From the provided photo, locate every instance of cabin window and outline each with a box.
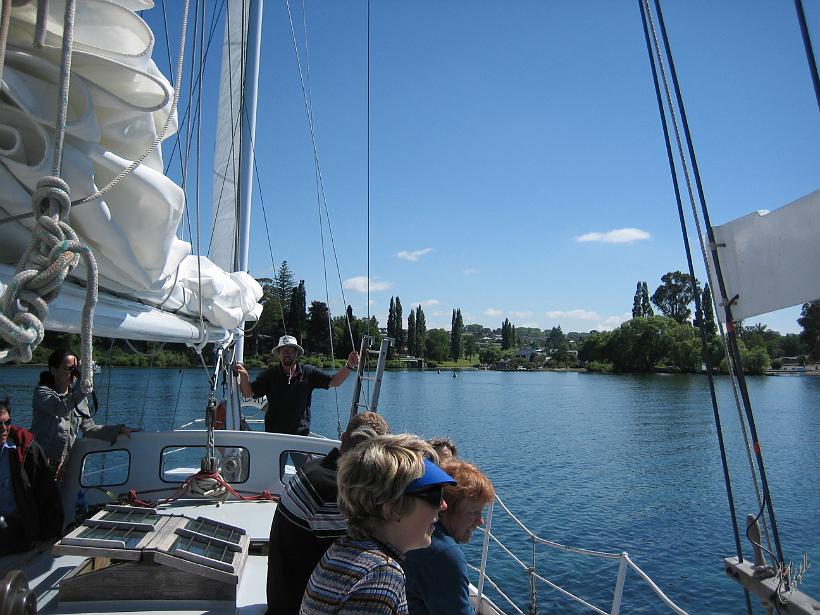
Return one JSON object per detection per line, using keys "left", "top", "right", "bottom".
{"left": 278, "top": 450, "right": 326, "bottom": 483}
{"left": 160, "top": 446, "right": 250, "bottom": 483}
{"left": 80, "top": 449, "right": 130, "bottom": 487}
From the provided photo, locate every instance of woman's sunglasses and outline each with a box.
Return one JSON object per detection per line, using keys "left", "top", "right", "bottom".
{"left": 406, "top": 484, "right": 444, "bottom": 508}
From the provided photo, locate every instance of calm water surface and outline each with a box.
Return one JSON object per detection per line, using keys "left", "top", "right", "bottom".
{"left": 2, "top": 366, "right": 818, "bottom": 615}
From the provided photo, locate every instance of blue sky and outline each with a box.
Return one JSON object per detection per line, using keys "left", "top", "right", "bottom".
{"left": 146, "top": 1, "right": 819, "bottom": 334}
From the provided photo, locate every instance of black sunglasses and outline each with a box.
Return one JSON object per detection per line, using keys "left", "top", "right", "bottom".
{"left": 0, "top": 419, "right": 10, "bottom": 428}
{"left": 406, "top": 484, "right": 444, "bottom": 508}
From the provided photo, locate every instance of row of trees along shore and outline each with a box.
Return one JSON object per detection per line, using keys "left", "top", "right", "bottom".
{"left": 18, "top": 264, "right": 820, "bottom": 372}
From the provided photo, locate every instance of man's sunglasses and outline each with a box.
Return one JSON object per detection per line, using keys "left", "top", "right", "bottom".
{"left": 406, "top": 485, "right": 444, "bottom": 508}
{"left": 0, "top": 419, "right": 11, "bottom": 428}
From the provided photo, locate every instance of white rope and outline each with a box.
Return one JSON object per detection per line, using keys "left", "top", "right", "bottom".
{"left": 73, "top": 0, "right": 191, "bottom": 207}
{"left": 0, "top": 179, "right": 98, "bottom": 392}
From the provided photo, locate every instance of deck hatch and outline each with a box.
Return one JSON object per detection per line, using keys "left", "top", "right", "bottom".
{"left": 71, "top": 524, "right": 151, "bottom": 549}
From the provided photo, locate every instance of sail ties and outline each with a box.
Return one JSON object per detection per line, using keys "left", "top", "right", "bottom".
{"left": 0, "top": 177, "right": 98, "bottom": 389}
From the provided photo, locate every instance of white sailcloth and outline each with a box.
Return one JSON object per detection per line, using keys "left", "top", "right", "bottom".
{"left": 209, "top": 0, "right": 250, "bottom": 273}
{"left": 707, "top": 189, "right": 820, "bottom": 323}
{"left": 0, "top": 0, "right": 262, "bottom": 335}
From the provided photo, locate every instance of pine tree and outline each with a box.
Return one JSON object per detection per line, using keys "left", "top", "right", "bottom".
{"left": 501, "top": 318, "right": 511, "bottom": 349}
{"left": 386, "top": 297, "right": 396, "bottom": 357}
{"left": 416, "top": 306, "right": 427, "bottom": 358}
{"left": 798, "top": 300, "right": 820, "bottom": 360}
{"left": 632, "top": 282, "right": 642, "bottom": 318}
{"left": 287, "top": 280, "right": 307, "bottom": 342}
{"left": 306, "top": 300, "right": 331, "bottom": 355}
{"left": 274, "top": 261, "right": 295, "bottom": 318}
{"left": 641, "top": 282, "right": 653, "bottom": 317}
{"left": 407, "top": 310, "right": 416, "bottom": 356}
{"left": 395, "top": 297, "right": 404, "bottom": 353}
{"left": 700, "top": 283, "right": 716, "bottom": 339}
{"left": 449, "top": 308, "right": 464, "bottom": 361}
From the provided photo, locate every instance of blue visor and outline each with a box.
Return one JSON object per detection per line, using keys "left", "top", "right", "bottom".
{"left": 405, "top": 459, "right": 457, "bottom": 493}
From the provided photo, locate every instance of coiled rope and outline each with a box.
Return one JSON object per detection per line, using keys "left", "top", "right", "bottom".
{"left": 0, "top": 1, "right": 98, "bottom": 391}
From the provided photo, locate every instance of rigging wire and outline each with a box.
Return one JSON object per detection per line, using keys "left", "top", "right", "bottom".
{"left": 638, "top": 8, "right": 756, "bottom": 612}
{"left": 283, "top": 0, "right": 356, "bottom": 351}
{"left": 284, "top": 0, "right": 344, "bottom": 435}
{"left": 793, "top": 0, "right": 820, "bottom": 112}
{"left": 649, "top": 0, "right": 788, "bottom": 571}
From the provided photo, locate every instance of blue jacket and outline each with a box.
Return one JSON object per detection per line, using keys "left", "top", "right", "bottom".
{"left": 404, "top": 523, "right": 474, "bottom": 615}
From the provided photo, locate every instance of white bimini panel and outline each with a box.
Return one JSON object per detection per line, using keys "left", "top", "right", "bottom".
{"left": 707, "top": 189, "right": 820, "bottom": 323}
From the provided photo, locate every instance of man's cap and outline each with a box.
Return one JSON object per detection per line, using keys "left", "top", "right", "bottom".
{"left": 405, "top": 459, "right": 457, "bottom": 493}
{"left": 274, "top": 335, "right": 304, "bottom": 357}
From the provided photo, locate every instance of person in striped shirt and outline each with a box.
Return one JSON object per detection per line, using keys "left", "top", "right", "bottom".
{"left": 300, "top": 434, "right": 456, "bottom": 615}
{"left": 267, "top": 411, "right": 390, "bottom": 614}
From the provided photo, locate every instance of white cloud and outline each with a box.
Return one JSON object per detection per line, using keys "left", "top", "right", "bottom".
{"left": 510, "top": 310, "right": 532, "bottom": 319}
{"left": 397, "top": 248, "right": 434, "bottom": 262}
{"left": 463, "top": 268, "right": 478, "bottom": 275}
{"left": 409, "top": 299, "right": 440, "bottom": 308}
{"left": 595, "top": 313, "right": 631, "bottom": 330}
{"left": 432, "top": 310, "right": 449, "bottom": 318}
{"left": 484, "top": 308, "right": 503, "bottom": 317}
{"left": 576, "top": 227, "right": 650, "bottom": 244}
{"left": 544, "top": 309, "right": 601, "bottom": 321}
{"left": 343, "top": 276, "right": 392, "bottom": 293}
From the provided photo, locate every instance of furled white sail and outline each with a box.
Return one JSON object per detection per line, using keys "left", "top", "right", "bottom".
{"left": 707, "top": 189, "right": 820, "bottom": 323}
{"left": 0, "top": 0, "right": 262, "bottom": 335}
{"left": 209, "top": 0, "right": 249, "bottom": 273}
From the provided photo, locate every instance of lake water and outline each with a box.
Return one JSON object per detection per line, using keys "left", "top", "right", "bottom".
{"left": 2, "top": 366, "right": 818, "bottom": 615}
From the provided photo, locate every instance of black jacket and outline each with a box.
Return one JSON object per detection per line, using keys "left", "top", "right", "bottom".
{"left": 7, "top": 426, "right": 64, "bottom": 548}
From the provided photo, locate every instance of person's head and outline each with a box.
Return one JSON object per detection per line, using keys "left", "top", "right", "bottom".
{"left": 274, "top": 335, "right": 303, "bottom": 368}
{"left": 44, "top": 348, "right": 79, "bottom": 392}
{"left": 340, "top": 412, "right": 390, "bottom": 454}
{"left": 337, "top": 434, "right": 455, "bottom": 553}
{"left": 428, "top": 437, "right": 458, "bottom": 462}
{"left": 439, "top": 459, "right": 495, "bottom": 544}
{"left": 0, "top": 398, "right": 10, "bottom": 446}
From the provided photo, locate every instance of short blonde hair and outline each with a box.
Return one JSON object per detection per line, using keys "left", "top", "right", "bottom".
{"left": 440, "top": 459, "right": 495, "bottom": 512}
{"left": 341, "top": 412, "right": 390, "bottom": 453}
{"left": 337, "top": 434, "right": 437, "bottom": 540}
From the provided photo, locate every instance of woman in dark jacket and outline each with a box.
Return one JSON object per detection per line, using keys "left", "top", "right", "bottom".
{"left": 30, "top": 348, "right": 134, "bottom": 476}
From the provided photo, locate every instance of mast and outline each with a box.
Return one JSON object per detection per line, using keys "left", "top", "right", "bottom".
{"left": 227, "top": 0, "right": 263, "bottom": 429}
{"left": 234, "top": 0, "right": 263, "bottom": 363}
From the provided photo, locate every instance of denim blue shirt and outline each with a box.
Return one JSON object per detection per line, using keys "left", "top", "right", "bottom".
{"left": 0, "top": 442, "right": 18, "bottom": 516}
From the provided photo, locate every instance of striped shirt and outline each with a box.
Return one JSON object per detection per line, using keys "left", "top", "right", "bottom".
{"left": 268, "top": 448, "right": 347, "bottom": 614}
{"left": 299, "top": 536, "right": 408, "bottom": 615}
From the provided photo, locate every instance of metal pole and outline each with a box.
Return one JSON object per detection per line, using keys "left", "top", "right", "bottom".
{"left": 477, "top": 500, "right": 493, "bottom": 605}
{"left": 610, "top": 552, "right": 628, "bottom": 615}
{"left": 234, "top": 0, "right": 263, "bottom": 365}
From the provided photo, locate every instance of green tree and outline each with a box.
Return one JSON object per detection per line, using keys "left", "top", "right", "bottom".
{"left": 578, "top": 330, "right": 612, "bottom": 363}
{"left": 425, "top": 329, "right": 450, "bottom": 362}
{"left": 386, "top": 297, "right": 396, "bottom": 358}
{"left": 287, "top": 280, "right": 307, "bottom": 343}
{"left": 694, "top": 283, "right": 717, "bottom": 340}
{"left": 306, "top": 301, "right": 331, "bottom": 355}
{"left": 641, "top": 282, "right": 653, "bottom": 317}
{"left": 798, "top": 300, "right": 820, "bottom": 360}
{"left": 606, "top": 316, "right": 676, "bottom": 372}
{"left": 652, "top": 271, "right": 699, "bottom": 324}
{"left": 274, "top": 261, "right": 295, "bottom": 316}
{"left": 632, "top": 282, "right": 642, "bottom": 318}
{"left": 407, "top": 310, "right": 416, "bottom": 356}
{"left": 501, "top": 318, "right": 512, "bottom": 350}
{"left": 479, "top": 345, "right": 502, "bottom": 365}
{"left": 464, "top": 334, "right": 476, "bottom": 361}
{"left": 394, "top": 297, "right": 404, "bottom": 353}
{"left": 450, "top": 309, "right": 464, "bottom": 361}
{"left": 415, "top": 306, "right": 426, "bottom": 358}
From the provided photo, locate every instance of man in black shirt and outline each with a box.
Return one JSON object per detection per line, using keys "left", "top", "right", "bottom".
{"left": 232, "top": 335, "right": 359, "bottom": 436}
